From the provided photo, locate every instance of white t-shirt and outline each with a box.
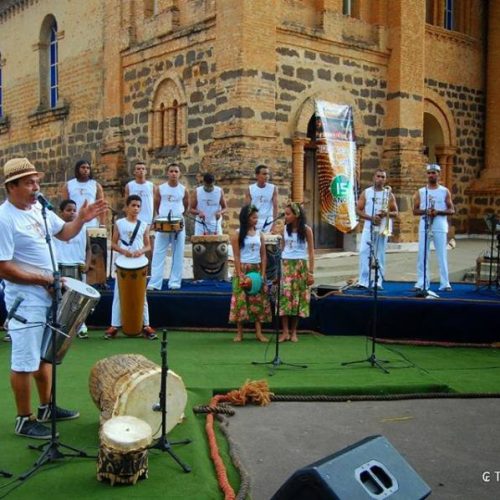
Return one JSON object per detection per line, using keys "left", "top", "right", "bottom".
{"left": 418, "top": 185, "right": 449, "bottom": 233}
{"left": 249, "top": 182, "right": 275, "bottom": 232}
{"left": 115, "top": 218, "right": 148, "bottom": 253}
{"left": 126, "top": 180, "right": 155, "bottom": 224}
{"left": 53, "top": 227, "right": 87, "bottom": 264}
{"left": 0, "top": 200, "right": 65, "bottom": 308}
{"left": 239, "top": 231, "right": 262, "bottom": 264}
{"left": 195, "top": 185, "right": 223, "bottom": 235}
{"left": 282, "top": 230, "right": 308, "bottom": 260}
{"left": 158, "top": 183, "right": 186, "bottom": 218}
{"left": 66, "top": 178, "right": 99, "bottom": 228}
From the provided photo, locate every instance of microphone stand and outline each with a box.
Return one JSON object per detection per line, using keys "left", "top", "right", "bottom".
{"left": 20, "top": 204, "right": 92, "bottom": 481}
{"left": 149, "top": 329, "right": 191, "bottom": 472}
{"left": 367, "top": 186, "right": 377, "bottom": 291}
{"left": 252, "top": 245, "right": 307, "bottom": 375}
{"left": 107, "top": 208, "right": 117, "bottom": 281}
{"left": 416, "top": 188, "right": 439, "bottom": 299}
{"left": 262, "top": 213, "right": 285, "bottom": 232}
{"left": 342, "top": 240, "right": 389, "bottom": 373}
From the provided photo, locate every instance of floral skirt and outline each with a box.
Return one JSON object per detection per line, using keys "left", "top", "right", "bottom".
{"left": 229, "top": 263, "right": 271, "bottom": 324}
{"left": 279, "top": 259, "right": 310, "bottom": 318}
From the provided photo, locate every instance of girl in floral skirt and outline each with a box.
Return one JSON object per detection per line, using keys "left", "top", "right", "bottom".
{"left": 229, "top": 205, "right": 271, "bottom": 342}
{"left": 279, "top": 202, "right": 315, "bottom": 342}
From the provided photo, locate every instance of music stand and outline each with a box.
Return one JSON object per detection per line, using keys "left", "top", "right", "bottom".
{"left": 149, "top": 329, "right": 191, "bottom": 473}
{"left": 19, "top": 203, "right": 92, "bottom": 481}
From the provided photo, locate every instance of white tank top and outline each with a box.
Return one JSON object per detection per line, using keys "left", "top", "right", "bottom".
{"left": 282, "top": 230, "right": 308, "bottom": 260}
{"left": 239, "top": 231, "right": 261, "bottom": 264}
{"left": 67, "top": 178, "right": 99, "bottom": 228}
{"left": 362, "top": 187, "right": 389, "bottom": 232}
{"left": 54, "top": 228, "right": 87, "bottom": 264}
{"left": 195, "top": 185, "right": 222, "bottom": 235}
{"left": 126, "top": 180, "right": 155, "bottom": 224}
{"left": 249, "top": 182, "right": 275, "bottom": 232}
{"left": 418, "top": 185, "right": 449, "bottom": 233}
{"left": 116, "top": 218, "right": 148, "bottom": 252}
{"left": 158, "top": 183, "right": 186, "bottom": 218}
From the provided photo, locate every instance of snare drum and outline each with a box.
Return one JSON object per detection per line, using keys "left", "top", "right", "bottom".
{"left": 263, "top": 233, "right": 282, "bottom": 282}
{"left": 41, "top": 278, "right": 101, "bottom": 363}
{"left": 115, "top": 255, "right": 148, "bottom": 336}
{"left": 97, "top": 416, "right": 152, "bottom": 486}
{"left": 153, "top": 217, "right": 184, "bottom": 233}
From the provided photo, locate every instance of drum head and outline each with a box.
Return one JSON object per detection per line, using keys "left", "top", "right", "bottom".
{"left": 102, "top": 416, "right": 152, "bottom": 451}
{"left": 115, "top": 254, "right": 148, "bottom": 270}
{"left": 63, "top": 277, "right": 101, "bottom": 298}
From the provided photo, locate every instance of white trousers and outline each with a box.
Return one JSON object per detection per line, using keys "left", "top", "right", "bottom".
{"left": 111, "top": 278, "right": 150, "bottom": 327}
{"left": 415, "top": 230, "right": 450, "bottom": 289}
{"left": 148, "top": 229, "right": 185, "bottom": 289}
{"left": 358, "top": 229, "right": 387, "bottom": 288}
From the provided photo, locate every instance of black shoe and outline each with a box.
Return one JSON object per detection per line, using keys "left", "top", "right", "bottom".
{"left": 37, "top": 405, "right": 80, "bottom": 423}
{"left": 15, "top": 415, "right": 55, "bottom": 439}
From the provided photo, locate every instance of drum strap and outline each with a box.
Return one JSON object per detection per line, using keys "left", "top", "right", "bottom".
{"left": 121, "top": 221, "right": 141, "bottom": 247}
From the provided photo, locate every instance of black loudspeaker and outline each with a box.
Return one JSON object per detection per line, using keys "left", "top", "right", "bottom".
{"left": 271, "top": 435, "right": 431, "bottom": 500}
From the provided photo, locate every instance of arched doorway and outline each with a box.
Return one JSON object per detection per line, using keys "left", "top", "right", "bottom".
{"left": 303, "top": 114, "right": 343, "bottom": 249}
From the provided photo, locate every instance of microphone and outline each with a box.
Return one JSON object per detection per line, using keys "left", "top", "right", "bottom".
{"left": 263, "top": 212, "right": 285, "bottom": 229}
{"left": 7, "top": 295, "right": 27, "bottom": 324}
{"left": 36, "top": 192, "right": 54, "bottom": 211}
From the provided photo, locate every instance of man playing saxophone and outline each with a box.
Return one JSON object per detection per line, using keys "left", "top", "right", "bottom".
{"left": 356, "top": 169, "right": 398, "bottom": 290}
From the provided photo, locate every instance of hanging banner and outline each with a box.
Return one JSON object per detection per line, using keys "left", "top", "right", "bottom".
{"left": 314, "top": 100, "right": 358, "bottom": 233}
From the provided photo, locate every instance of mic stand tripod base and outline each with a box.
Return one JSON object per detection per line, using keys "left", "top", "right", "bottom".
{"left": 415, "top": 289, "right": 439, "bottom": 299}
{"left": 341, "top": 354, "right": 389, "bottom": 374}
{"left": 150, "top": 436, "right": 192, "bottom": 473}
{"left": 0, "top": 470, "right": 12, "bottom": 478}
{"left": 252, "top": 355, "right": 308, "bottom": 377}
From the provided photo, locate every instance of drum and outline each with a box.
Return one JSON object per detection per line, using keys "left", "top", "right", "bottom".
{"left": 97, "top": 416, "right": 152, "bottom": 486}
{"left": 263, "top": 233, "right": 282, "bottom": 282}
{"left": 153, "top": 216, "right": 184, "bottom": 233}
{"left": 58, "top": 263, "right": 82, "bottom": 281}
{"left": 41, "top": 277, "right": 101, "bottom": 363}
{"left": 87, "top": 227, "right": 108, "bottom": 286}
{"left": 115, "top": 255, "right": 148, "bottom": 336}
{"left": 191, "top": 234, "right": 229, "bottom": 280}
{"left": 88, "top": 354, "right": 187, "bottom": 438}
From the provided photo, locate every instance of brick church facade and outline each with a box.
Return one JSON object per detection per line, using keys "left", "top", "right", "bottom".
{"left": 0, "top": 0, "right": 498, "bottom": 248}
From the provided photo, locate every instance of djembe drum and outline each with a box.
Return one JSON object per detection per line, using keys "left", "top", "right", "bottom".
{"left": 97, "top": 416, "right": 152, "bottom": 486}
{"left": 191, "top": 234, "right": 229, "bottom": 280}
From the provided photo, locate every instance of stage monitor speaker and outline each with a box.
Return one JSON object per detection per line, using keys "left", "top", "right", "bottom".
{"left": 271, "top": 435, "right": 431, "bottom": 500}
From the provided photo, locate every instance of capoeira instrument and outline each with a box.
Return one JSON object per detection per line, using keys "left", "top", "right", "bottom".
{"left": 88, "top": 353, "right": 187, "bottom": 438}
{"left": 87, "top": 226, "right": 108, "bottom": 286}
{"left": 41, "top": 277, "right": 100, "bottom": 363}
{"left": 97, "top": 415, "right": 152, "bottom": 486}
{"left": 153, "top": 216, "right": 183, "bottom": 233}
{"left": 191, "top": 234, "right": 229, "bottom": 280}
{"left": 115, "top": 255, "right": 148, "bottom": 336}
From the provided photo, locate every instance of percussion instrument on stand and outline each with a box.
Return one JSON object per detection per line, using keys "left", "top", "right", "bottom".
{"left": 263, "top": 233, "right": 282, "bottom": 282}
{"left": 115, "top": 255, "right": 148, "bottom": 336}
{"left": 88, "top": 353, "right": 187, "bottom": 439}
{"left": 191, "top": 234, "right": 229, "bottom": 280}
{"left": 41, "top": 277, "right": 100, "bottom": 363}
{"left": 87, "top": 226, "right": 108, "bottom": 287}
{"left": 58, "top": 263, "right": 84, "bottom": 281}
{"left": 97, "top": 416, "right": 152, "bottom": 486}
{"left": 153, "top": 216, "right": 184, "bottom": 233}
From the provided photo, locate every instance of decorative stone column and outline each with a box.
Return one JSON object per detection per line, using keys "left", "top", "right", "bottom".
{"left": 292, "top": 137, "right": 308, "bottom": 203}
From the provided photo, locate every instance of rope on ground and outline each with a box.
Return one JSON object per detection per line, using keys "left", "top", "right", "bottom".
{"left": 202, "top": 380, "right": 273, "bottom": 500}
{"left": 193, "top": 405, "right": 235, "bottom": 415}
{"left": 270, "top": 392, "right": 500, "bottom": 402}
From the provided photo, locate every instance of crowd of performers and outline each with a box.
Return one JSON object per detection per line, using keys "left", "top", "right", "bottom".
{"left": 0, "top": 156, "right": 453, "bottom": 439}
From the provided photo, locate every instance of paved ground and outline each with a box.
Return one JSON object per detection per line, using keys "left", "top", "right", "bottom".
{"left": 228, "top": 399, "right": 500, "bottom": 499}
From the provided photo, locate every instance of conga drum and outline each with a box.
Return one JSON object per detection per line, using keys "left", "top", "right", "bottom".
{"left": 97, "top": 416, "right": 152, "bottom": 486}
{"left": 115, "top": 255, "right": 148, "bottom": 336}
{"left": 263, "top": 233, "right": 282, "bottom": 282}
{"left": 89, "top": 354, "right": 187, "bottom": 438}
{"left": 87, "top": 227, "right": 107, "bottom": 286}
{"left": 191, "top": 234, "right": 229, "bottom": 280}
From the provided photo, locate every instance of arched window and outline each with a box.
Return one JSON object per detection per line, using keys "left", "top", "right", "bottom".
{"left": 149, "top": 77, "right": 187, "bottom": 152}
{"left": 49, "top": 20, "right": 58, "bottom": 108}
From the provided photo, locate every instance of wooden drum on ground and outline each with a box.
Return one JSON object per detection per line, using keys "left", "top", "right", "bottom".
{"left": 191, "top": 234, "right": 229, "bottom": 281}
{"left": 87, "top": 227, "right": 108, "bottom": 286}
{"left": 153, "top": 216, "right": 183, "bottom": 233}
{"left": 89, "top": 354, "right": 187, "bottom": 438}
{"left": 263, "top": 233, "right": 282, "bottom": 283}
{"left": 115, "top": 255, "right": 148, "bottom": 336}
{"left": 97, "top": 416, "right": 152, "bottom": 486}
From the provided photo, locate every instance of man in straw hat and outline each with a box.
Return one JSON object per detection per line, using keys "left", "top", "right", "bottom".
{"left": 0, "top": 158, "right": 107, "bottom": 439}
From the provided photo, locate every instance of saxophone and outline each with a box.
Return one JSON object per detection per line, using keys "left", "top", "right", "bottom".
{"left": 378, "top": 187, "right": 393, "bottom": 237}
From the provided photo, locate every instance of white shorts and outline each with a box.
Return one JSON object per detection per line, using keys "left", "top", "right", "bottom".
{"left": 8, "top": 306, "right": 50, "bottom": 372}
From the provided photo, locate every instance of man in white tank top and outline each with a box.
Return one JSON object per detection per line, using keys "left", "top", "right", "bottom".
{"left": 61, "top": 160, "right": 106, "bottom": 228}
{"left": 245, "top": 165, "right": 278, "bottom": 233}
{"left": 413, "top": 164, "right": 455, "bottom": 292}
{"left": 356, "top": 169, "right": 398, "bottom": 289}
{"left": 124, "top": 161, "right": 158, "bottom": 224}
{"left": 148, "top": 163, "right": 189, "bottom": 290}
{"left": 190, "top": 173, "right": 227, "bottom": 235}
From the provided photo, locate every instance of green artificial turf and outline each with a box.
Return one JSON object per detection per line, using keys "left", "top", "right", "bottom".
{"left": 0, "top": 331, "right": 499, "bottom": 499}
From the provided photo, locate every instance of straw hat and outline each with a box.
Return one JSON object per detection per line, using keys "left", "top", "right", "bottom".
{"left": 3, "top": 158, "right": 44, "bottom": 185}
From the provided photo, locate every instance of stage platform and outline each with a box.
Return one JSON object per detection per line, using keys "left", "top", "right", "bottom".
{"left": 1, "top": 280, "right": 499, "bottom": 344}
